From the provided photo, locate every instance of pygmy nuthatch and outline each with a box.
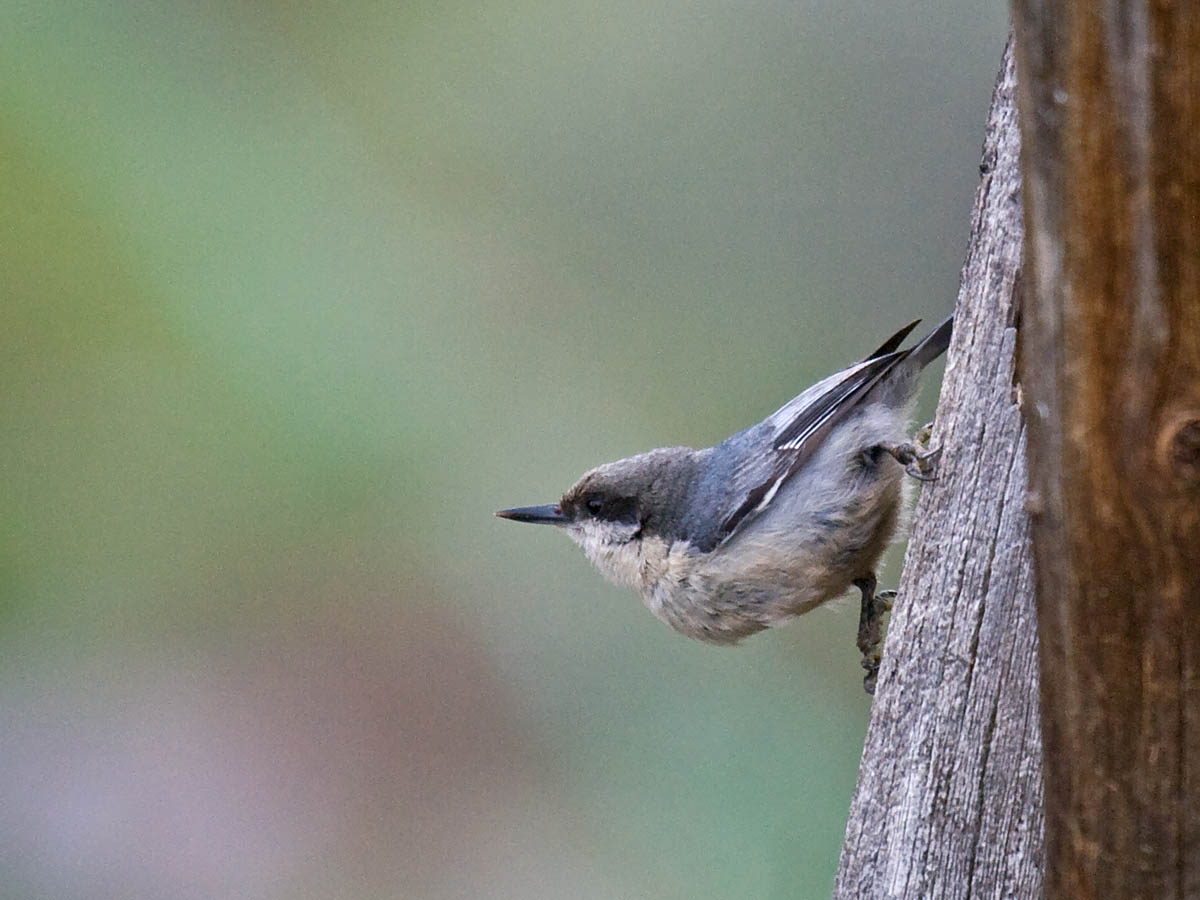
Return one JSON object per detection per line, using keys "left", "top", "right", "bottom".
{"left": 498, "top": 316, "right": 952, "bottom": 692}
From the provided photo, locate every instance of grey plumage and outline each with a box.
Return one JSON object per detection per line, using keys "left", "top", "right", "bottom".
{"left": 498, "top": 316, "right": 952, "bottom": 672}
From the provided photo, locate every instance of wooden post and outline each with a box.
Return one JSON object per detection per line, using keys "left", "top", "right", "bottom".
{"left": 1012, "top": 3, "right": 1200, "bottom": 897}
{"left": 835, "top": 42, "right": 1045, "bottom": 899}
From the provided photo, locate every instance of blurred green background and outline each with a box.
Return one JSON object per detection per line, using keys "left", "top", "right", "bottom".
{"left": 2, "top": 1, "right": 1005, "bottom": 897}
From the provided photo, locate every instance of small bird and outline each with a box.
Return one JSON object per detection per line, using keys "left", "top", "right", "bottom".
{"left": 497, "top": 316, "right": 952, "bottom": 692}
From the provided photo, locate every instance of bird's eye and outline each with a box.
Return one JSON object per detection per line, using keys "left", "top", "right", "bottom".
{"left": 586, "top": 496, "right": 604, "bottom": 515}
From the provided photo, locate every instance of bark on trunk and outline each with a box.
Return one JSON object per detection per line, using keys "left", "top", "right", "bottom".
{"left": 834, "top": 41, "right": 1045, "bottom": 900}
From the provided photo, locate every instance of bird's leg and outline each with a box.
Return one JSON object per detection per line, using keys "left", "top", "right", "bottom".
{"left": 854, "top": 574, "right": 895, "bottom": 695}
{"left": 878, "top": 441, "right": 942, "bottom": 481}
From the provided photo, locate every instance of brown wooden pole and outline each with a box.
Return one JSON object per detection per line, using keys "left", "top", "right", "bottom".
{"left": 1011, "top": 3, "right": 1200, "bottom": 897}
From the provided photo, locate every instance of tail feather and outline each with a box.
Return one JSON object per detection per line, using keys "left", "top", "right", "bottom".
{"left": 908, "top": 314, "right": 953, "bottom": 371}
{"left": 864, "top": 319, "right": 921, "bottom": 361}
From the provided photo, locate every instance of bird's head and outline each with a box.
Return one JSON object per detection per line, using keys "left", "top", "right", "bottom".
{"left": 497, "top": 447, "right": 698, "bottom": 586}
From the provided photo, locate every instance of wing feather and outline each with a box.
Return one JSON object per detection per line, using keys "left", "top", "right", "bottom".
{"left": 679, "top": 320, "right": 944, "bottom": 552}
{"left": 716, "top": 351, "right": 907, "bottom": 539}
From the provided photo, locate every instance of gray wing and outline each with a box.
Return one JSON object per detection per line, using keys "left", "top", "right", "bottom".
{"left": 681, "top": 322, "right": 932, "bottom": 553}
{"left": 679, "top": 318, "right": 949, "bottom": 553}
{"left": 769, "top": 317, "right": 922, "bottom": 456}
{"left": 714, "top": 350, "right": 909, "bottom": 540}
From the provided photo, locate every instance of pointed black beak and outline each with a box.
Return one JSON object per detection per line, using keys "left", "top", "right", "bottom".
{"left": 495, "top": 504, "right": 568, "bottom": 525}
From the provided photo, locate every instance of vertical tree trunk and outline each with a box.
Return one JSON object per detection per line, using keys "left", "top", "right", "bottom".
{"left": 835, "top": 42, "right": 1044, "bottom": 899}
{"left": 1012, "top": 3, "right": 1200, "bottom": 897}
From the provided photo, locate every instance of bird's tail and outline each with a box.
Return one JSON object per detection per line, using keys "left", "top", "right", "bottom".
{"left": 858, "top": 314, "right": 952, "bottom": 410}
{"left": 907, "top": 314, "right": 953, "bottom": 371}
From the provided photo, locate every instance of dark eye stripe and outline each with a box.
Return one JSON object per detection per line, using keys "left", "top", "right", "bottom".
{"left": 579, "top": 494, "right": 638, "bottom": 522}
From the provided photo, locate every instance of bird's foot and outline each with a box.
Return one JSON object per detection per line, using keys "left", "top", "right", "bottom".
{"left": 914, "top": 420, "right": 935, "bottom": 448}
{"left": 853, "top": 576, "right": 895, "bottom": 695}
{"left": 880, "top": 441, "right": 942, "bottom": 482}
{"left": 861, "top": 654, "right": 881, "bottom": 695}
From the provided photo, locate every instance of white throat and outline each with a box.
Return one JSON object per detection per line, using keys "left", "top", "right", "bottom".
{"left": 566, "top": 519, "right": 645, "bottom": 588}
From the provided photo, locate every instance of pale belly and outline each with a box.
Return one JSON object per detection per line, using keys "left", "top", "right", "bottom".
{"left": 640, "top": 469, "right": 904, "bottom": 645}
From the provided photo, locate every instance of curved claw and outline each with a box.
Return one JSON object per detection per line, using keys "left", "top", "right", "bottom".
{"left": 862, "top": 658, "right": 880, "bottom": 695}
{"left": 882, "top": 441, "right": 943, "bottom": 481}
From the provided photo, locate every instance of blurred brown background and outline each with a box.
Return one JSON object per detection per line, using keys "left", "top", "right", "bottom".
{"left": 2, "top": 1, "right": 1005, "bottom": 897}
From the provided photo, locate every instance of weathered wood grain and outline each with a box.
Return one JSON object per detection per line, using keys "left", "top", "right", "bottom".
{"left": 1012, "top": 3, "right": 1200, "bottom": 897}
{"left": 834, "top": 42, "right": 1045, "bottom": 900}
